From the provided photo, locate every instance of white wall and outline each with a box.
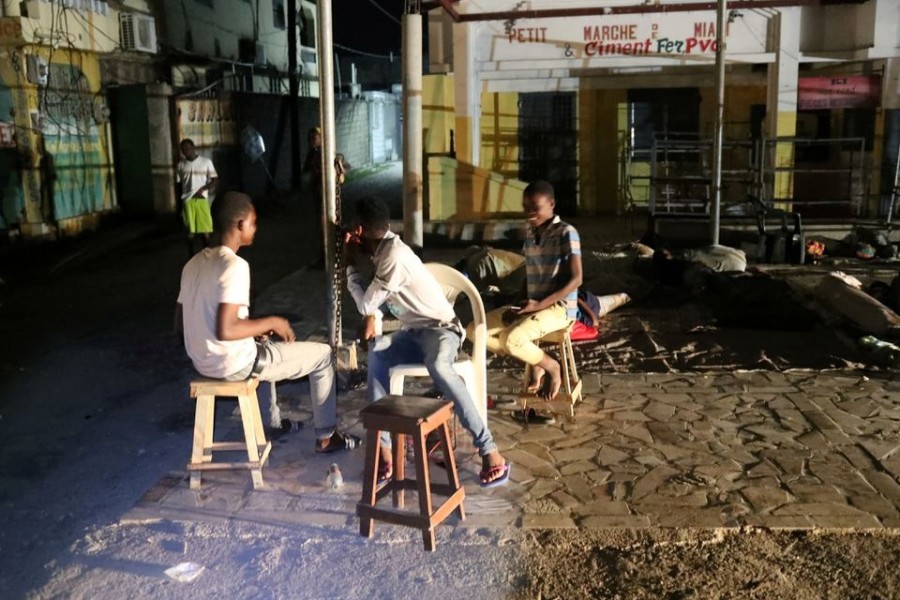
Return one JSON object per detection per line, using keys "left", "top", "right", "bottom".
{"left": 431, "top": 0, "right": 900, "bottom": 83}
{"left": 160, "top": 0, "right": 316, "bottom": 75}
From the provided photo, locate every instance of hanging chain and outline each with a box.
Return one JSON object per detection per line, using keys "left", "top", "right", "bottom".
{"left": 331, "top": 167, "right": 344, "bottom": 356}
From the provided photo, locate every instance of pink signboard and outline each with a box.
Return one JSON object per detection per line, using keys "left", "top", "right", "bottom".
{"left": 798, "top": 76, "right": 882, "bottom": 110}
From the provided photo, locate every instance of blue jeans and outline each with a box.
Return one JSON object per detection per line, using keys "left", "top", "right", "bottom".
{"left": 367, "top": 327, "right": 497, "bottom": 456}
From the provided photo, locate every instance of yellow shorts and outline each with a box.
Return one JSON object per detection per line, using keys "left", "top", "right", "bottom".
{"left": 182, "top": 197, "right": 213, "bottom": 234}
{"left": 478, "top": 303, "right": 573, "bottom": 365}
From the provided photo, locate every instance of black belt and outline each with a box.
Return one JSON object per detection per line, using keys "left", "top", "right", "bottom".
{"left": 250, "top": 341, "right": 270, "bottom": 377}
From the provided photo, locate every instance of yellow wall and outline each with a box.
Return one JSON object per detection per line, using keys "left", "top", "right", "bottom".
{"left": 480, "top": 92, "right": 519, "bottom": 178}
{"left": 579, "top": 88, "right": 625, "bottom": 214}
{"left": 423, "top": 75, "right": 528, "bottom": 219}
{"left": 423, "top": 74, "right": 455, "bottom": 156}
{"left": 699, "top": 84, "right": 766, "bottom": 138}
{"left": 427, "top": 156, "right": 527, "bottom": 220}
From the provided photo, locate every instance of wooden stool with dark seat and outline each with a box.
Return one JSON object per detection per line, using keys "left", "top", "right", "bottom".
{"left": 357, "top": 395, "right": 465, "bottom": 551}
{"left": 518, "top": 323, "right": 583, "bottom": 420}
{"left": 187, "top": 378, "right": 272, "bottom": 490}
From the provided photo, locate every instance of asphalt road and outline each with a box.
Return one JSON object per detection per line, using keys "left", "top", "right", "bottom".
{"left": 0, "top": 160, "right": 405, "bottom": 596}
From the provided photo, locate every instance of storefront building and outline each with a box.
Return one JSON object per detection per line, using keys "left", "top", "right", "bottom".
{"left": 423, "top": 0, "right": 900, "bottom": 221}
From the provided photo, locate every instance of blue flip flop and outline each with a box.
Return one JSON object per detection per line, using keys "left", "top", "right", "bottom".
{"left": 479, "top": 462, "right": 511, "bottom": 489}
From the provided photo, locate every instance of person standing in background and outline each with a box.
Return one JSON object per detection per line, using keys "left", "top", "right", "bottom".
{"left": 177, "top": 138, "right": 218, "bottom": 257}
{"left": 303, "top": 127, "right": 349, "bottom": 270}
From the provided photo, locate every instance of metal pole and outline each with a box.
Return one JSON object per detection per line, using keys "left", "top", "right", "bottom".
{"left": 287, "top": 0, "right": 300, "bottom": 189}
{"left": 334, "top": 51, "right": 342, "bottom": 96}
{"left": 402, "top": 11, "right": 424, "bottom": 249}
{"left": 316, "top": 0, "right": 340, "bottom": 346}
{"left": 886, "top": 140, "right": 900, "bottom": 228}
{"left": 710, "top": 0, "right": 727, "bottom": 246}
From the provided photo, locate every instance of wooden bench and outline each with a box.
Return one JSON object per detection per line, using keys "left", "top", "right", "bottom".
{"left": 357, "top": 395, "right": 465, "bottom": 551}
{"left": 187, "top": 378, "right": 272, "bottom": 490}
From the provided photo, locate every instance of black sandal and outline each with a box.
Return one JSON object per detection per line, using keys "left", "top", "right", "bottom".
{"left": 267, "top": 419, "right": 303, "bottom": 441}
{"left": 511, "top": 409, "right": 556, "bottom": 425}
{"left": 315, "top": 431, "right": 362, "bottom": 453}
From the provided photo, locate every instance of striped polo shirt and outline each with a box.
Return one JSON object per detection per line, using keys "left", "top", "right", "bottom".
{"left": 523, "top": 215, "right": 581, "bottom": 318}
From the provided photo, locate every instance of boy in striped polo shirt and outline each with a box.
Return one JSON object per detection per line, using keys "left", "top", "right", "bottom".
{"left": 475, "top": 180, "right": 583, "bottom": 408}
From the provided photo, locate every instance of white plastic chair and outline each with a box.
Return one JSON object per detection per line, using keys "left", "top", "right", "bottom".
{"left": 388, "top": 262, "right": 488, "bottom": 424}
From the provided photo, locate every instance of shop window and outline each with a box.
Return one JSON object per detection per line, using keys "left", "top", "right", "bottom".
{"left": 273, "top": 0, "right": 286, "bottom": 30}
{"left": 300, "top": 7, "right": 315, "bottom": 47}
{"left": 626, "top": 87, "right": 700, "bottom": 161}
{"left": 518, "top": 92, "right": 578, "bottom": 216}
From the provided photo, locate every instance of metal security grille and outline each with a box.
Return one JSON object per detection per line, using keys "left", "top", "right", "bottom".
{"left": 518, "top": 92, "right": 578, "bottom": 216}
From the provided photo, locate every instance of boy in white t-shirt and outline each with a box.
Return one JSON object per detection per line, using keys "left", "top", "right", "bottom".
{"left": 177, "top": 138, "right": 218, "bottom": 257}
{"left": 177, "top": 191, "right": 360, "bottom": 452}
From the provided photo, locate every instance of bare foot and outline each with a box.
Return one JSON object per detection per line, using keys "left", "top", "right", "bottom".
{"left": 480, "top": 451, "right": 507, "bottom": 485}
{"left": 538, "top": 360, "right": 562, "bottom": 401}
{"left": 526, "top": 366, "right": 546, "bottom": 393}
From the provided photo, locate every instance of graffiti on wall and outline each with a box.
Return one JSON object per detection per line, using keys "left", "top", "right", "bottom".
{"left": 176, "top": 99, "right": 236, "bottom": 147}
{"left": 0, "top": 47, "right": 115, "bottom": 232}
{"left": 40, "top": 61, "right": 107, "bottom": 221}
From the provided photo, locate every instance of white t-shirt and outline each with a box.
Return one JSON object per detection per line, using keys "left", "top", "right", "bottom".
{"left": 178, "top": 155, "right": 218, "bottom": 202}
{"left": 178, "top": 246, "right": 257, "bottom": 378}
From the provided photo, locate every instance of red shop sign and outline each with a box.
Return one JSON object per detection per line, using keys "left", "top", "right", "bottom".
{"left": 798, "top": 76, "right": 882, "bottom": 110}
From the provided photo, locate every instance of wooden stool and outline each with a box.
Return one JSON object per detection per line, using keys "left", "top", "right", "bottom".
{"left": 519, "top": 323, "right": 583, "bottom": 419}
{"left": 357, "top": 395, "right": 465, "bottom": 551}
{"left": 187, "top": 378, "right": 272, "bottom": 490}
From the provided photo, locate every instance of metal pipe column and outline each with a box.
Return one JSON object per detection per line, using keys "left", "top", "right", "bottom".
{"left": 316, "top": 0, "right": 340, "bottom": 345}
{"left": 710, "top": 0, "right": 727, "bottom": 246}
{"left": 402, "top": 12, "right": 424, "bottom": 249}
{"left": 288, "top": 0, "right": 300, "bottom": 189}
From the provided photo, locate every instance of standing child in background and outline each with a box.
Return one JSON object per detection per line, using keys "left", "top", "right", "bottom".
{"left": 177, "top": 138, "right": 218, "bottom": 257}
{"left": 302, "top": 127, "right": 349, "bottom": 270}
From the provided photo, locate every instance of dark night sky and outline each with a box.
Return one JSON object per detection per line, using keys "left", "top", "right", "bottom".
{"left": 332, "top": 0, "right": 406, "bottom": 55}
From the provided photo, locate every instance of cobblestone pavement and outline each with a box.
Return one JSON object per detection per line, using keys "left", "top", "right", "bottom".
{"left": 125, "top": 225, "right": 900, "bottom": 534}
{"left": 492, "top": 370, "right": 900, "bottom": 530}
{"left": 126, "top": 369, "right": 900, "bottom": 532}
